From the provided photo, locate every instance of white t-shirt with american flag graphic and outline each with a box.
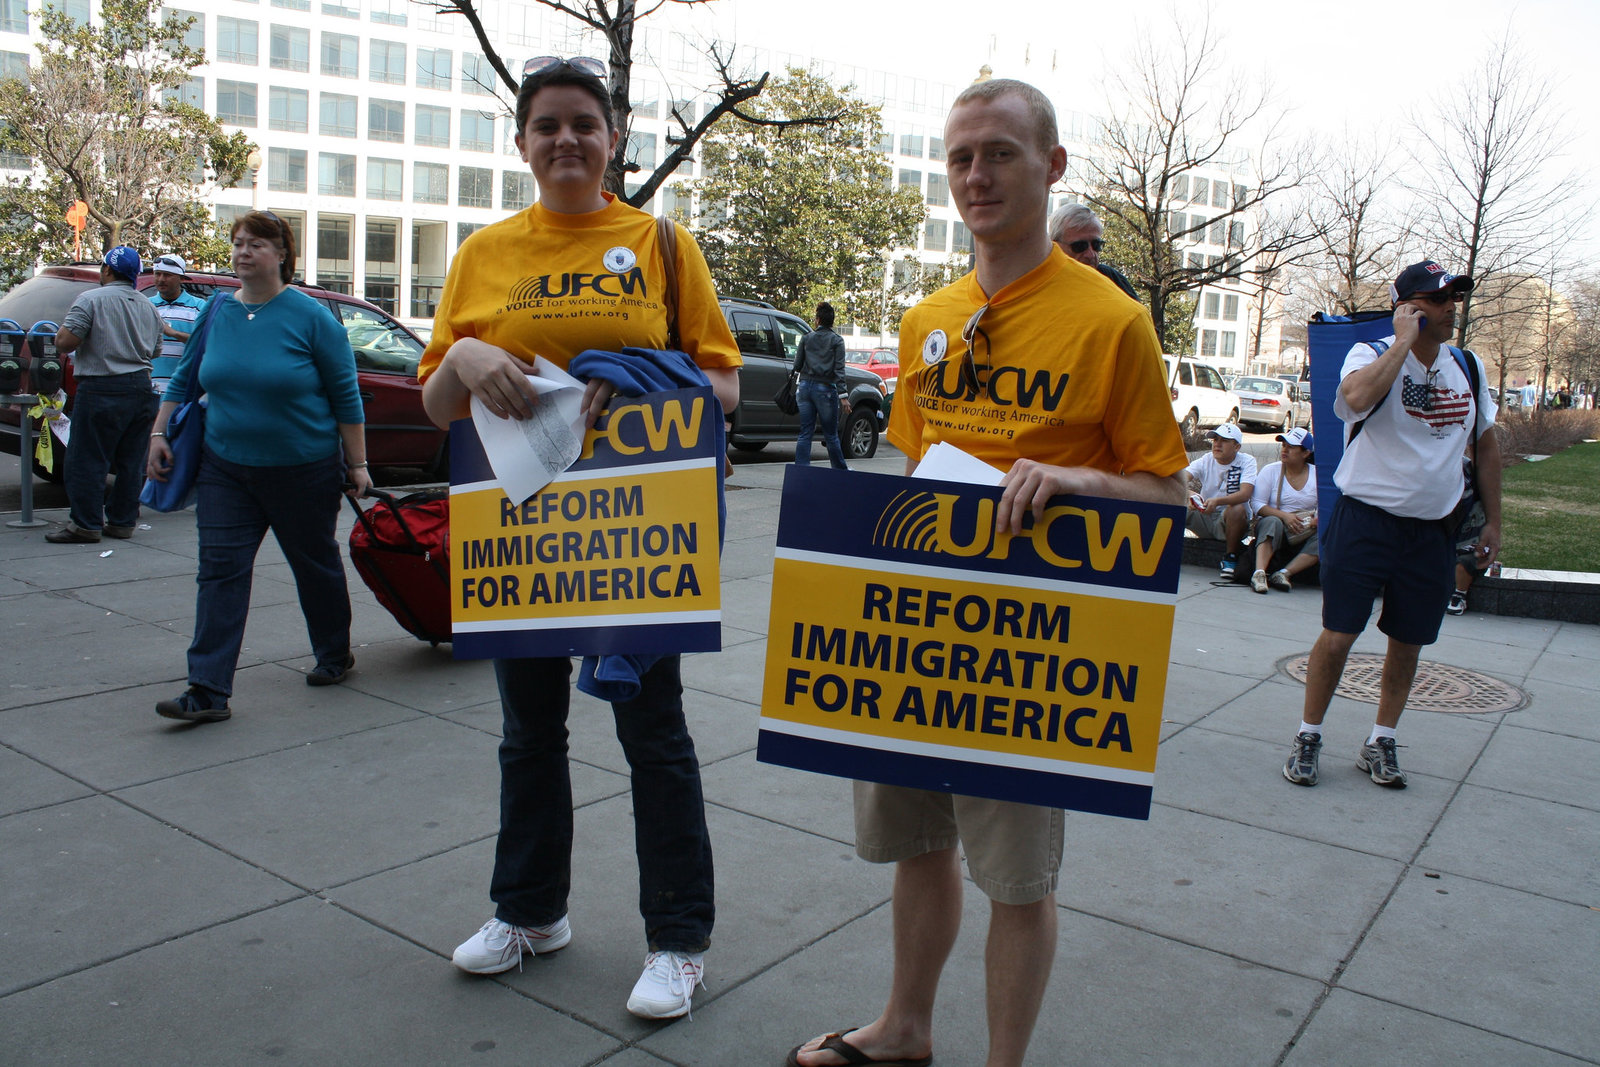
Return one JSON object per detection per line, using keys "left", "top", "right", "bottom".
{"left": 1333, "top": 336, "right": 1497, "bottom": 520}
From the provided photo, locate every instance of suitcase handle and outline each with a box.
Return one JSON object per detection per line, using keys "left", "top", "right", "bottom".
{"left": 345, "top": 487, "right": 449, "bottom": 582}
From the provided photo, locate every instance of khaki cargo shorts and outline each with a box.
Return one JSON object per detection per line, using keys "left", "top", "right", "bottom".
{"left": 853, "top": 781, "right": 1063, "bottom": 905}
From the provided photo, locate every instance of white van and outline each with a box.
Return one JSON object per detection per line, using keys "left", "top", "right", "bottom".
{"left": 1162, "top": 355, "right": 1239, "bottom": 436}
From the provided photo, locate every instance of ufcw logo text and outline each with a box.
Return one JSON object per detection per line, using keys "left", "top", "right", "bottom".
{"left": 509, "top": 267, "right": 648, "bottom": 306}
{"left": 874, "top": 491, "right": 1172, "bottom": 577}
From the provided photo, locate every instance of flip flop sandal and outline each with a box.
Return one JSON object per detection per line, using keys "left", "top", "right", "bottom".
{"left": 785, "top": 1028, "right": 933, "bottom": 1067}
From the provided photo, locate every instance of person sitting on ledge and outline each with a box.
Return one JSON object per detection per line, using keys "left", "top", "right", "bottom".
{"left": 1249, "top": 427, "right": 1318, "bottom": 593}
{"left": 1185, "top": 422, "right": 1256, "bottom": 580}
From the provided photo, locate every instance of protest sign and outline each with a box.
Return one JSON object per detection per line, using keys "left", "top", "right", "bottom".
{"left": 448, "top": 386, "right": 722, "bottom": 659}
{"left": 757, "top": 466, "right": 1183, "bottom": 820}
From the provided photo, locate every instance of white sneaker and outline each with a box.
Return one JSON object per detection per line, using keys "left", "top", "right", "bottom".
{"left": 451, "top": 915, "right": 571, "bottom": 974}
{"left": 626, "top": 949, "right": 705, "bottom": 1019}
{"left": 1250, "top": 569, "right": 1268, "bottom": 593}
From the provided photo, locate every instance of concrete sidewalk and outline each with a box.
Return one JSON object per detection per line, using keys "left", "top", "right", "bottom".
{"left": 2, "top": 445, "right": 1596, "bottom": 1066}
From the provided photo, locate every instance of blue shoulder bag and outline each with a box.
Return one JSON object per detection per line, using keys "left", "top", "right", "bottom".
{"left": 139, "top": 296, "right": 218, "bottom": 513}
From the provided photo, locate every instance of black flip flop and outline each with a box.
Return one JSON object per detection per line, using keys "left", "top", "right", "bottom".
{"left": 785, "top": 1028, "right": 933, "bottom": 1067}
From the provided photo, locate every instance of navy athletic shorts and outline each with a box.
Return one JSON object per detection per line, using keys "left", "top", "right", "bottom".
{"left": 1320, "top": 494, "right": 1454, "bottom": 646}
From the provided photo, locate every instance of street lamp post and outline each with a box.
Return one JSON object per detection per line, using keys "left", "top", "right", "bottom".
{"left": 246, "top": 148, "right": 262, "bottom": 210}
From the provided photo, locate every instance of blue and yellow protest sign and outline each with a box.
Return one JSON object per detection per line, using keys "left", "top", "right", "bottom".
{"left": 757, "top": 466, "right": 1183, "bottom": 820}
{"left": 448, "top": 386, "right": 722, "bottom": 659}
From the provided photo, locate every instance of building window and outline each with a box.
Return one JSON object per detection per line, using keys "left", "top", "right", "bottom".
{"left": 416, "top": 46, "right": 451, "bottom": 90}
{"left": 1203, "top": 292, "right": 1220, "bottom": 319}
{"left": 414, "top": 104, "right": 449, "bottom": 147}
{"left": 216, "top": 80, "right": 257, "bottom": 126}
{"left": 268, "top": 86, "right": 308, "bottom": 132}
{"left": 369, "top": 0, "right": 407, "bottom": 25}
{"left": 670, "top": 97, "right": 697, "bottom": 125}
{"left": 461, "top": 53, "right": 495, "bottom": 95}
{"left": 1201, "top": 329, "right": 1218, "bottom": 358}
{"left": 216, "top": 17, "right": 259, "bottom": 65}
{"left": 321, "top": 0, "right": 358, "bottom": 17}
{"left": 320, "top": 32, "right": 358, "bottom": 78}
{"left": 269, "top": 25, "right": 308, "bottom": 71}
{"left": 414, "top": 161, "right": 448, "bottom": 204}
{"left": 1168, "top": 211, "right": 1185, "bottom": 236}
{"left": 162, "top": 76, "right": 204, "bottom": 110}
{"left": 662, "top": 183, "right": 691, "bottom": 220}
{"left": 502, "top": 170, "right": 534, "bottom": 210}
{"left": 626, "top": 130, "right": 657, "bottom": 171}
{"left": 162, "top": 8, "right": 205, "bottom": 52}
{"left": 1209, "top": 219, "right": 1226, "bottom": 246}
{"left": 318, "top": 152, "right": 355, "bottom": 196}
{"left": 459, "top": 109, "right": 494, "bottom": 152}
{"left": 459, "top": 165, "right": 492, "bottom": 208}
{"left": 1212, "top": 181, "right": 1228, "bottom": 208}
{"left": 367, "top": 157, "right": 402, "bottom": 201}
{"left": 271, "top": 0, "right": 310, "bottom": 11}
{"left": 319, "top": 92, "right": 356, "bottom": 137}
{"left": 899, "top": 130, "right": 924, "bottom": 157}
{"left": 952, "top": 220, "right": 972, "bottom": 254}
{"left": 632, "top": 80, "right": 660, "bottom": 119}
{"left": 898, "top": 168, "right": 921, "bottom": 192}
{"left": 370, "top": 39, "right": 405, "bottom": 85}
{"left": 928, "top": 135, "right": 945, "bottom": 162}
{"left": 458, "top": 222, "right": 484, "bottom": 247}
{"left": 1228, "top": 221, "right": 1244, "bottom": 249}
{"left": 1221, "top": 331, "right": 1236, "bottom": 358}
{"left": 1171, "top": 174, "right": 1188, "bottom": 199}
{"left": 369, "top": 98, "right": 404, "bottom": 142}
{"left": 1223, "top": 294, "right": 1240, "bottom": 321}
{"left": 1, "top": 0, "right": 28, "bottom": 33}
{"left": 924, "top": 219, "right": 947, "bottom": 253}
{"left": 317, "top": 214, "right": 353, "bottom": 292}
{"left": 365, "top": 218, "right": 399, "bottom": 313}
{"left": 925, "top": 173, "right": 948, "bottom": 208}
{"left": 1187, "top": 252, "right": 1204, "bottom": 270}
{"left": 266, "top": 147, "right": 306, "bottom": 192}
{"left": 1191, "top": 177, "right": 1208, "bottom": 204}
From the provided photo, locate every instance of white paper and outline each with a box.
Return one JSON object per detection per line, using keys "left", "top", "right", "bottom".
{"left": 470, "top": 356, "right": 587, "bottom": 504}
{"left": 911, "top": 441, "right": 1006, "bottom": 487}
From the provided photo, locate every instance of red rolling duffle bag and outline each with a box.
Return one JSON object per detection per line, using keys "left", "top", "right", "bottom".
{"left": 346, "top": 488, "right": 452, "bottom": 645}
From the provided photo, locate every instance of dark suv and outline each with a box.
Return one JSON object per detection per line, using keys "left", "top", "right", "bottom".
{"left": 0, "top": 265, "right": 447, "bottom": 480}
{"left": 720, "top": 298, "right": 888, "bottom": 459}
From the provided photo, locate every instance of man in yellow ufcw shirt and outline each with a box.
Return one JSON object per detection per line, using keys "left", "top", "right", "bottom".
{"left": 789, "top": 78, "right": 1188, "bottom": 1067}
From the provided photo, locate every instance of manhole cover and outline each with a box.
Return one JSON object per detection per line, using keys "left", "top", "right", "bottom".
{"left": 1278, "top": 653, "right": 1528, "bottom": 714}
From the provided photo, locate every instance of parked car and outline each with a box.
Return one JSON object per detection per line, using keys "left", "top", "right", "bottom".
{"left": 1162, "top": 355, "right": 1238, "bottom": 437}
{"left": 720, "top": 298, "right": 889, "bottom": 459}
{"left": 0, "top": 264, "right": 448, "bottom": 481}
{"left": 846, "top": 347, "right": 899, "bottom": 394}
{"left": 1232, "top": 375, "right": 1312, "bottom": 432}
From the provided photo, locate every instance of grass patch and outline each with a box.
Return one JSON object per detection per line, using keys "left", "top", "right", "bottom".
{"left": 1499, "top": 440, "right": 1600, "bottom": 572}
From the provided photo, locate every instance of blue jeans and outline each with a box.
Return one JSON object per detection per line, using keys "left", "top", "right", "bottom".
{"left": 490, "top": 655, "right": 714, "bottom": 952}
{"left": 187, "top": 447, "right": 351, "bottom": 696}
{"left": 795, "top": 379, "right": 849, "bottom": 469}
{"left": 64, "top": 372, "right": 157, "bottom": 531}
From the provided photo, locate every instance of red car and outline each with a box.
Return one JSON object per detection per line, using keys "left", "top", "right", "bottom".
{"left": 846, "top": 347, "right": 899, "bottom": 395}
{"left": 0, "top": 265, "right": 448, "bottom": 480}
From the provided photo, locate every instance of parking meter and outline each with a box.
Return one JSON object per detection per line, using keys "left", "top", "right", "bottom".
{"left": 27, "top": 321, "right": 62, "bottom": 396}
{"left": 0, "top": 318, "right": 22, "bottom": 395}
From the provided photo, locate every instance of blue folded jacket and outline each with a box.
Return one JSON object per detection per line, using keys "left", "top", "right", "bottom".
{"left": 567, "top": 347, "right": 727, "bottom": 702}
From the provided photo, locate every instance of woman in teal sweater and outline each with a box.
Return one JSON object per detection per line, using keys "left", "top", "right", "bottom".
{"left": 146, "top": 211, "right": 370, "bottom": 723}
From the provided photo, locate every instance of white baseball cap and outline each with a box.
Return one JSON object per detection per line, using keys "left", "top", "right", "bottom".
{"left": 1206, "top": 423, "right": 1243, "bottom": 444}
{"left": 152, "top": 254, "right": 189, "bottom": 277}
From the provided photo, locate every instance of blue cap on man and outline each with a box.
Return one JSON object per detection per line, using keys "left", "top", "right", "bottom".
{"left": 102, "top": 245, "right": 142, "bottom": 283}
{"left": 1390, "top": 260, "right": 1473, "bottom": 304}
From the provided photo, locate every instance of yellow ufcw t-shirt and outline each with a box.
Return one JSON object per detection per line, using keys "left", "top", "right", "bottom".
{"left": 419, "top": 193, "right": 740, "bottom": 380}
{"left": 888, "top": 247, "right": 1187, "bottom": 479}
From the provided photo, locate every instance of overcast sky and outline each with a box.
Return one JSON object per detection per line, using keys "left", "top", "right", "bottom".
{"left": 688, "top": 0, "right": 1599, "bottom": 263}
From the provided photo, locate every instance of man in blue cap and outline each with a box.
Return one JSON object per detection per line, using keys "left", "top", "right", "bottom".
{"left": 46, "top": 245, "right": 165, "bottom": 543}
{"left": 1282, "top": 260, "right": 1500, "bottom": 790}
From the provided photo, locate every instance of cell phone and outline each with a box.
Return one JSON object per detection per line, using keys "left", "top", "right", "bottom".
{"left": 1418, "top": 315, "right": 1428, "bottom": 330}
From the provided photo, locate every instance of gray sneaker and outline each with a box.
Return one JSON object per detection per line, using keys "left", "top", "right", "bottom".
{"left": 1282, "top": 731, "right": 1321, "bottom": 786}
{"left": 1358, "top": 737, "right": 1409, "bottom": 788}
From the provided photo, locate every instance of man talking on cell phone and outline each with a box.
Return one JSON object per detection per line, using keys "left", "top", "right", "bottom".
{"left": 1282, "top": 261, "right": 1501, "bottom": 791}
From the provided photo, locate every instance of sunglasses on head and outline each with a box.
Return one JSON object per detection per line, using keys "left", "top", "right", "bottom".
{"left": 1411, "top": 290, "right": 1460, "bottom": 306}
{"left": 522, "top": 55, "right": 606, "bottom": 82}
{"left": 1067, "top": 238, "right": 1106, "bottom": 254}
